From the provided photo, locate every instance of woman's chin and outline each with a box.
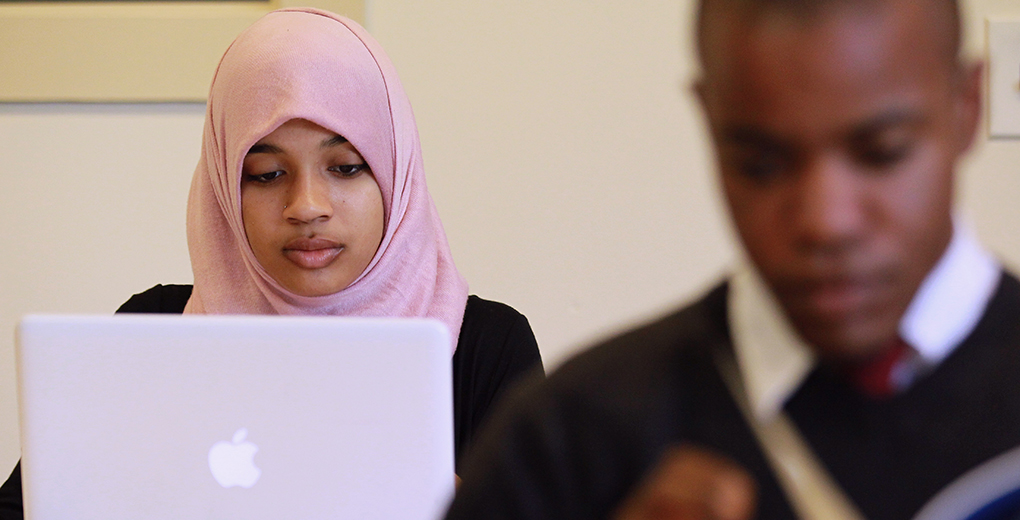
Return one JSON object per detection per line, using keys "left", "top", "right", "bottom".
{"left": 274, "top": 269, "right": 358, "bottom": 298}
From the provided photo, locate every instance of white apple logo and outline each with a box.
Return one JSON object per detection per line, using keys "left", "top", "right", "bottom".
{"left": 208, "top": 427, "right": 261, "bottom": 488}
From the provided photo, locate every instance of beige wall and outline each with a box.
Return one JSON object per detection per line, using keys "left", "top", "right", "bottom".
{"left": 2, "top": 0, "right": 1019, "bottom": 474}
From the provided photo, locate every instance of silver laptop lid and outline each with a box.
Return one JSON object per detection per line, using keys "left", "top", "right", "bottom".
{"left": 16, "top": 314, "right": 454, "bottom": 520}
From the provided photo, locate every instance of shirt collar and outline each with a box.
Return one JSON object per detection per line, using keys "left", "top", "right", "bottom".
{"left": 728, "top": 219, "right": 1001, "bottom": 421}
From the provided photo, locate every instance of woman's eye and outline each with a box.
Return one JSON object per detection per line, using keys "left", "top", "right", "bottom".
{"left": 330, "top": 164, "right": 369, "bottom": 177}
{"left": 245, "top": 170, "right": 284, "bottom": 183}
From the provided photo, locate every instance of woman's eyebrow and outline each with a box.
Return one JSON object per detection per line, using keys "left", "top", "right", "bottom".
{"left": 321, "top": 135, "right": 349, "bottom": 148}
{"left": 246, "top": 143, "right": 282, "bottom": 155}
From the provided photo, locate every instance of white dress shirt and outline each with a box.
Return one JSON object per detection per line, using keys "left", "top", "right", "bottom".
{"left": 728, "top": 220, "right": 1001, "bottom": 421}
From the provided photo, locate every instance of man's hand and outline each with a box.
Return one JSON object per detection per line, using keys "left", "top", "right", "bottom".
{"left": 613, "top": 445, "right": 757, "bottom": 520}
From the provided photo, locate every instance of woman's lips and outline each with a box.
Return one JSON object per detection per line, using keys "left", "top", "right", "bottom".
{"left": 283, "top": 237, "right": 343, "bottom": 269}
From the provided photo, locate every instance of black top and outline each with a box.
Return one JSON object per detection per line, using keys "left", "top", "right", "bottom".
{"left": 445, "top": 273, "right": 1020, "bottom": 520}
{"left": 0, "top": 285, "right": 542, "bottom": 519}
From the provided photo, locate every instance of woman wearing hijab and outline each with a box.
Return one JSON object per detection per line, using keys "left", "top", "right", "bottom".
{"left": 0, "top": 9, "right": 541, "bottom": 517}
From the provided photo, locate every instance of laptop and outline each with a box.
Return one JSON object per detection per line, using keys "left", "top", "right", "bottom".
{"left": 16, "top": 314, "right": 454, "bottom": 520}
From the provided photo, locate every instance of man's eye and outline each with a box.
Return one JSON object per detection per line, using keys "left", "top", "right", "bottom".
{"left": 729, "top": 152, "right": 788, "bottom": 183}
{"left": 245, "top": 170, "right": 284, "bottom": 183}
{"left": 330, "top": 164, "right": 369, "bottom": 177}
{"left": 852, "top": 127, "right": 915, "bottom": 171}
{"left": 743, "top": 159, "right": 784, "bottom": 181}
{"left": 858, "top": 143, "right": 912, "bottom": 169}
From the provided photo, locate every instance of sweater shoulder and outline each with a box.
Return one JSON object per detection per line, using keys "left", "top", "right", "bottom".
{"left": 115, "top": 284, "right": 193, "bottom": 314}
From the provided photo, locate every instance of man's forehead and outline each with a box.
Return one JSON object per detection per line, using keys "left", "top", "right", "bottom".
{"left": 696, "top": 0, "right": 960, "bottom": 74}
{"left": 695, "top": 1, "right": 964, "bottom": 155}
{"left": 697, "top": 0, "right": 958, "bottom": 123}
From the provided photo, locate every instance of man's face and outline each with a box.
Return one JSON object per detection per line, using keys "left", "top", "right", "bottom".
{"left": 698, "top": 1, "right": 981, "bottom": 360}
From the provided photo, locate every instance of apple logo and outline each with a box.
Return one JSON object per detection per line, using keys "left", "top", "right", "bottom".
{"left": 208, "top": 427, "right": 261, "bottom": 488}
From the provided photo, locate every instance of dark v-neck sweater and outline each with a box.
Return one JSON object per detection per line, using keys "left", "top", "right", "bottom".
{"left": 446, "top": 273, "right": 1020, "bottom": 520}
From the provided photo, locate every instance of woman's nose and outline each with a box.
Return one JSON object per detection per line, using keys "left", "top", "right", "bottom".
{"left": 282, "top": 171, "right": 333, "bottom": 223}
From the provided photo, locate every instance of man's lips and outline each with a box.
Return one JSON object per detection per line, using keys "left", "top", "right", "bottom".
{"left": 781, "top": 272, "right": 891, "bottom": 319}
{"left": 282, "top": 237, "right": 343, "bottom": 269}
{"left": 803, "top": 278, "right": 874, "bottom": 316}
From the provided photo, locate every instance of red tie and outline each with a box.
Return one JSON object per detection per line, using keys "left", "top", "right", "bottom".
{"left": 847, "top": 338, "right": 911, "bottom": 398}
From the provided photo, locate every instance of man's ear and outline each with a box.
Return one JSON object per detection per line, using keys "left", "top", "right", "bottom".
{"left": 955, "top": 61, "right": 983, "bottom": 156}
{"left": 692, "top": 78, "right": 708, "bottom": 112}
{"left": 692, "top": 77, "right": 719, "bottom": 139}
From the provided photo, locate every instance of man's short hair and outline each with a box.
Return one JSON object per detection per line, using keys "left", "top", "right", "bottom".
{"left": 694, "top": 0, "right": 962, "bottom": 69}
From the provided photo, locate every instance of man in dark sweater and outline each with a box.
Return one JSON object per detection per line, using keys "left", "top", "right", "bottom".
{"left": 445, "top": 0, "right": 1015, "bottom": 518}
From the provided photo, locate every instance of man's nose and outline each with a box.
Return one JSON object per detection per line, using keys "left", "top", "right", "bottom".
{"left": 790, "top": 155, "right": 867, "bottom": 252}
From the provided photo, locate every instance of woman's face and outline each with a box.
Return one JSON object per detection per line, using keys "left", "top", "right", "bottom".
{"left": 241, "top": 118, "right": 385, "bottom": 297}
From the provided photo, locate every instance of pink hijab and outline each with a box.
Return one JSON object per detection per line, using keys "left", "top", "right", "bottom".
{"left": 184, "top": 8, "right": 469, "bottom": 351}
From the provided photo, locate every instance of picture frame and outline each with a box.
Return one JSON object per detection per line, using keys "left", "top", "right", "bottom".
{"left": 0, "top": 0, "right": 365, "bottom": 102}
